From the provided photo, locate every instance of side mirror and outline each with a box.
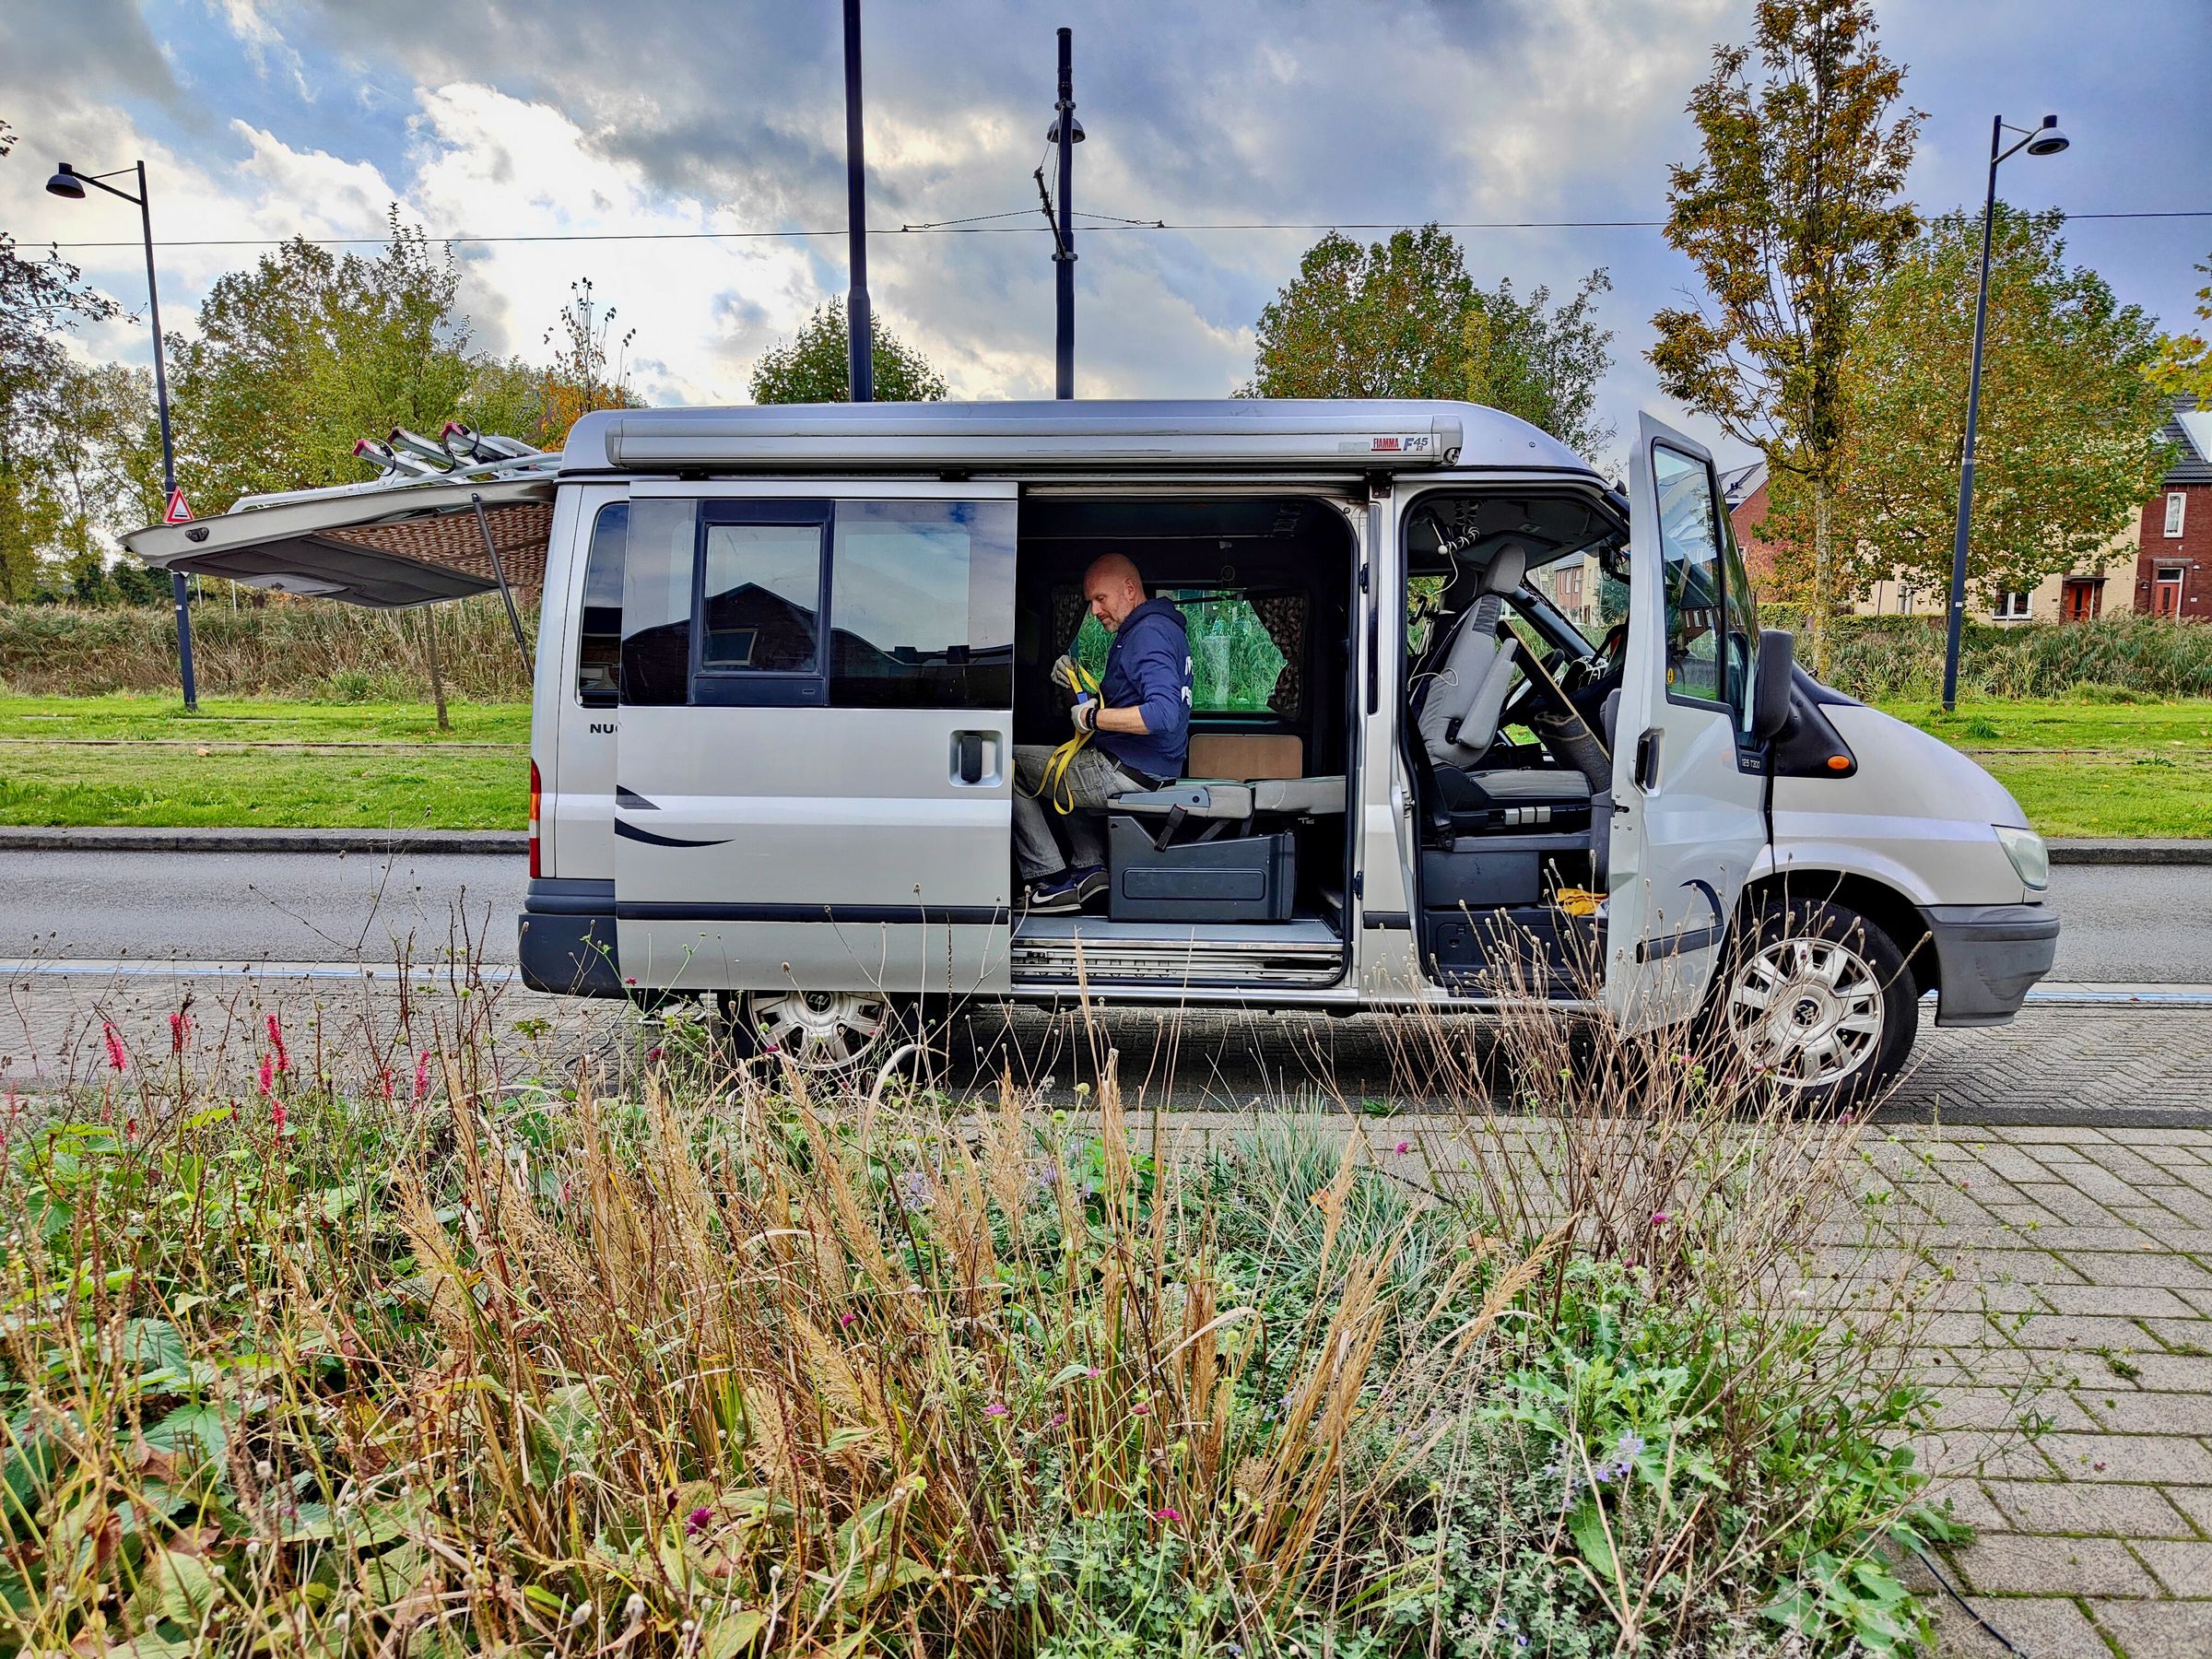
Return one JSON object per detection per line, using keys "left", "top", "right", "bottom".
{"left": 1753, "top": 629, "right": 1795, "bottom": 742}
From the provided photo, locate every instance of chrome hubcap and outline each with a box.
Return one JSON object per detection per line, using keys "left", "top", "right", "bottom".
{"left": 744, "top": 990, "right": 889, "bottom": 1070}
{"left": 1725, "top": 935, "right": 1885, "bottom": 1088}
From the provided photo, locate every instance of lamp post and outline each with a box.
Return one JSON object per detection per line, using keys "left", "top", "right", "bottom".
{"left": 45, "top": 159, "right": 197, "bottom": 710}
{"left": 841, "top": 0, "right": 873, "bottom": 403}
{"left": 1940, "top": 113, "right": 2068, "bottom": 713}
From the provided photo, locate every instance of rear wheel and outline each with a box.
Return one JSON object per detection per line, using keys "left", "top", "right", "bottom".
{"left": 712, "top": 989, "right": 917, "bottom": 1074}
{"left": 1712, "top": 897, "right": 1917, "bottom": 1111}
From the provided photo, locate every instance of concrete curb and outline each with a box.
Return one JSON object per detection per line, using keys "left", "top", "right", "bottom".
{"left": 2047, "top": 840, "right": 2212, "bottom": 865}
{"left": 1, "top": 826, "right": 2206, "bottom": 865}
{"left": 0, "top": 826, "right": 527, "bottom": 855}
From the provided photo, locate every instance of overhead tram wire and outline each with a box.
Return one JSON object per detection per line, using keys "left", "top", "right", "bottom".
{"left": 38, "top": 206, "right": 2210, "bottom": 252}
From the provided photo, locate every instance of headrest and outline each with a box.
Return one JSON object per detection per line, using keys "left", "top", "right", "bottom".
{"left": 1479, "top": 543, "right": 1528, "bottom": 596}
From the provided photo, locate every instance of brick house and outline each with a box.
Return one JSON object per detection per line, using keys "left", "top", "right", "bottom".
{"left": 2133, "top": 404, "right": 2212, "bottom": 621}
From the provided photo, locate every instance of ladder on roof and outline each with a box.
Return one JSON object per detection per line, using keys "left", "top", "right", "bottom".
{"left": 354, "top": 422, "right": 553, "bottom": 481}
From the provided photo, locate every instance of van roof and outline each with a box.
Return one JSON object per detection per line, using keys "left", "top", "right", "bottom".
{"left": 559, "top": 398, "right": 1594, "bottom": 477}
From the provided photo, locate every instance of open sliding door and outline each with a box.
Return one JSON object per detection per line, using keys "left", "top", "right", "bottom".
{"left": 1605, "top": 414, "right": 1768, "bottom": 1030}
{"left": 613, "top": 482, "right": 1018, "bottom": 1015}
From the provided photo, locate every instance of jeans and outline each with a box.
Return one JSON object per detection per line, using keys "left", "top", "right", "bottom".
{"left": 1012, "top": 744, "right": 1147, "bottom": 881}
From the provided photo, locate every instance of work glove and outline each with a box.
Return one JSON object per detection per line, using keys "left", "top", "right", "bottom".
{"left": 1050, "top": 654, "right": 1084, "bottom": 702}
{"left": 1069, "top": 699, "right": 1100, "bottom": 735}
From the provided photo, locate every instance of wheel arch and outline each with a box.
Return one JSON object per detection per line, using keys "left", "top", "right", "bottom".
{"left": 1734, "top": 868, "right": 1937, "bottom": 1001}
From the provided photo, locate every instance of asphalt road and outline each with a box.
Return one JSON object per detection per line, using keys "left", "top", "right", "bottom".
{"left": 0, "top": 849, "right": 2204, "bottom": 983}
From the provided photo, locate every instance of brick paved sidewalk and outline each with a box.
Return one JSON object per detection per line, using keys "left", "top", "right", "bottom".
{"left": 1860, "top": 1125, "right": 2212, "bottom": 1656}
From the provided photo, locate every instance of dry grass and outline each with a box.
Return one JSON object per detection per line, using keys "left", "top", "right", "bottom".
{"left": 0, "top": 955, "right": 1963, "bottom": 1656}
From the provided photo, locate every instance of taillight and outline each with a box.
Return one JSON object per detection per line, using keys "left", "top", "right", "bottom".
{"left": 528, "top": 759, "right": 542, "bottom": 879}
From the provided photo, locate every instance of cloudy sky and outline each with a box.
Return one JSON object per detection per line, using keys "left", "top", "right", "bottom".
{"left": 3, "top": 0, "right": 2206, "bottom": 473}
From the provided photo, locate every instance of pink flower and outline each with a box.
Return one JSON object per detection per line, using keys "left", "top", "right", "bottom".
{"left": 1651, "top": 1211, "right": 1669, "bottom": 1226}
{"left": 265, "top": 1015, "right": 289, "bottom": 1075}
{"left": 1151, "top": 1507, "right": 1181, "bottom": 1523}
{"left": 257, "top": 1054, "right": 274, "bottom": 1097}
{"left": 645, "top": 1046, "right": 664, "bottom": 1064}
{"left": 169, "top": 1011, "right": 192, "bottom": 1053}
{"left": 840, "top": 1312, "right": 858, "bottom": 1327}
{"left": 413, "top": 1051, "right": 430, "bottom": 1103}
{"left": 686, "top": 1506, "right": 712, "bottom": 1535}
{"left": 985, "top": 1402, "right": 1008, "bottom": 1418}
{"left": 103, "top": 1022, "right": 127, "bottom": 1073}
{"left": 1085, "top": 1367, "right": 1101, "bottom": 1380}
{"left": 271, "top": 1101, "right": 287, "bottom": 1137}
{"left": 378, "top": 1067, "right": 394, "bottom": 1101}
{"left": 1394, "top": 1140, "right": 1410, "bottom": 1155}
{"left": 1132, "top": 1402, "right": 1150, "bottom": 1416}
{"left": 1047, "top": 1412, "right": 1067, "bottom": 1430}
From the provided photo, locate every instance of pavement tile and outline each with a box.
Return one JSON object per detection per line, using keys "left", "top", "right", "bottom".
{"left": 2144, "top": 1185, "right": 2212, "bottom": 1229}
{"left": 1915, "top": 1429, "right": 2059, "bottom": 1481}
{"left": 2062, "top": 1251, "right": 2212, "bottom": 1291}
{"left": 2124, "top": 1354, "right": 2212, "bottom": 1393}
{"left": 2144, "top": 1317, "right": 2212, "bottom": 1351}
{"left": 2162, "top": 1486, "right": 2212, "bottom": 1537}
{"left": 2088, "top": 1595, "right": 2212, "bottom": 1657}
{"left": 2020, "top": 1182, "right": 2139, "bottom": 1227}
{"left": 1937, "top": 1594, "right": 2116, "bottom": 1659}
{"left": 2039, "top": 1434, "right": 2212, "bottom": 1485}
{"left": 1930, "top": 1477, "right": 2010, "bottom": 1531}
{"left": 2080, "top": 1144, "right": 2180, "bottom": 1185}
{"left": 2136, "top": 1539, "right": 2212, "bottom": 1597}
{"left": 1983, "top": 1478, "right": 2195, "bottom": 1538}
{"left": 2012, "top": 1312, "right": 2166, "bottom": 1352}
{"left": 1954, "top": 1534, "right": 2161, "bottom": 1595}
{"left": 1936, "top": 1388, "right": 2098, "bottom": 1433}
{"left": 2110, "top": 1129, "right": 2212, "bottom": 1148}
{"left": 2057, "top": 1164, "right": 2154, "bottom": 1208}
{"left": 1974, "top": 1144, "right": 2074, "bottom": 1184}
{"left": 2000, "top": 1126, "right": 2115, "bottom": 1145}
{"left": 2088, "top": 1394, "right": 2212, "bottom": 1437}
{"left": 2039, "top": 1283, "right": 2200, "bottom": 1319}
{"left": 2174, "top": 1288, "right": 2212, "bottom": 1318}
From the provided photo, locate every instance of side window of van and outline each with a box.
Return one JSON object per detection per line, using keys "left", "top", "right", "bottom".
{"left": 829, "top": 500, "right": 1014, "bottom": 709}
{"left": 1651, "top": 443, "right": 1729, "bottom": 709}
{"left": 577, "top": 503, "right": 626, "bottom": 707}
{"left": 618, "top": 498, "right": 703, "bottom": 707}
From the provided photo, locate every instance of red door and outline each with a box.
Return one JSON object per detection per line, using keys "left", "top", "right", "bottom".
{"left": 2155, "top": 570, "right": 2185, "bottom": 618}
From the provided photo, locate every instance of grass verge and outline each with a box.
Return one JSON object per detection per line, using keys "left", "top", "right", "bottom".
{"left": 1, "top": 976, "right": 1967, "bottom": 1655}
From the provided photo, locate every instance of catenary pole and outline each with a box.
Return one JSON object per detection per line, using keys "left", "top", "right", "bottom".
{"left": 1054, "top": 26, "right": 1076, "bottom": 399}
{"left": 843, "top": 0, "right": 874, "bottom": 401}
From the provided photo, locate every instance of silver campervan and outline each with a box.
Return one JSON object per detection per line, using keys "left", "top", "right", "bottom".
{"left": 128, "top": 400, "right": 2060, "bottom": 1105}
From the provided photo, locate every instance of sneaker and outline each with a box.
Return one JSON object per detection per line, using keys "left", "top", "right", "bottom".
{"left": 1025, "top": 869, "right": 1086, "bottom": 914}
{"left": 1070, "top": 865, "right": 1109, "bottom": 909}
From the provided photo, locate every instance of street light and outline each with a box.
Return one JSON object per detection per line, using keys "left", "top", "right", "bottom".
{"left": 1941, "top": 113, "right": 2069, "bottom": 712}
{"left": 44, "top": 159, "right": 198, "bottom": 710}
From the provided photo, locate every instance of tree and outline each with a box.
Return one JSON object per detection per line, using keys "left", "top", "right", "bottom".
{"left": 2151, "top": 252, "right": 2212, "bottom": 408}
{"left": 748, "top": 298, "right": 948, "bottom": 405}
{"left": 1245, "top": 225, "right": 1615, "bottom": 454}
{"left": 0, "top": 119, "right": 120, "bottom": 598}
{"left": 1764, "top": 206, "right": 2169, "bottom": 606}
{"left": 165, "top": 210, "right": 485, "bottom": 511}
{"left": 1649, "top": 0, "right": 1923, "bottom": 671}
{"left": 535, "top": 277, "right": 644, "bottom": 446}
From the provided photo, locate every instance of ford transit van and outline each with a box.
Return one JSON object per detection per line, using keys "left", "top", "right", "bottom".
{"left": 128, "top": 400, "right": 2059, "bottom": 1105}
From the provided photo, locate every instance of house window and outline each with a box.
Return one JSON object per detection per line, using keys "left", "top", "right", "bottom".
{"left": 1994, "top": 590, "right": 2031, "bottom": 620}
{"left": 2156, "top": 567, "right": 2187, "bottom": 618}
{"left": 2166, "top": 492, "right": 2187, "bottom": 538}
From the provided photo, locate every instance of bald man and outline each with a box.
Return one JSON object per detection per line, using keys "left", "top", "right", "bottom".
{"left": 1014, "top": 553, "right": 1194, "bottom": 913}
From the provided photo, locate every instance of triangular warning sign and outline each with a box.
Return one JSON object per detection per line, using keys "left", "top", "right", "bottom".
{"left": 164, "top": 488, "right": 193, "bottom": 524}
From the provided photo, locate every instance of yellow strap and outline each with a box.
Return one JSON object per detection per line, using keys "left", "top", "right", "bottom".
{"left": 1023, "top": 661, "right": 1102, "bottom": 815}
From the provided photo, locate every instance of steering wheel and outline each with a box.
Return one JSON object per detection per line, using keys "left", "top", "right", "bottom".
{"left": 1498, "top": 636, "right": 1583, "bottom": 734}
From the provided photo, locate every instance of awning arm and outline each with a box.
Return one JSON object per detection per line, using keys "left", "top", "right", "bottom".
{"left": 472, "top": 491, "right": 535, "bottom": 675}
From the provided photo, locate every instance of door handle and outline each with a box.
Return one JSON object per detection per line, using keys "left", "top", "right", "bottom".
{"left": 1633, "top": 727, "right": 1663, "bottom": 792}
{"left": 951, "top": 730, "right": 1001, "bottom": 786}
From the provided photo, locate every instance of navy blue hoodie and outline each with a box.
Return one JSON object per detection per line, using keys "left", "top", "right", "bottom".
{"left": 1096, "top": 596, "right": 1192, "bottom": 778}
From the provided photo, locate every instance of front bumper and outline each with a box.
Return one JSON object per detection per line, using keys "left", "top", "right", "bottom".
{"left": 1918, "top": 901, "right": 2059, "bottom": 1028}
{"left": 518, "top": 878, "right": 625, "bottom": 998}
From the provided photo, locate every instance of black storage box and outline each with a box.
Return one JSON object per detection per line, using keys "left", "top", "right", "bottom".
{"left": 1424, "top": 903, "right": 1601, "bottom": 994}
{"left": 1420, "top": 830, "right": 1590, "bottom": 911}
{"left": 1106, "top": 816, "right": 1297, "bottom": 923}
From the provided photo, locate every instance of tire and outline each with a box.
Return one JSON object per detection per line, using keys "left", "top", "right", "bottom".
{"left": 1708, "top": 896, "right": 1918, "bottom": 1112}
{"left": 712, "top": 989, "right": 925, "bottom": 1077}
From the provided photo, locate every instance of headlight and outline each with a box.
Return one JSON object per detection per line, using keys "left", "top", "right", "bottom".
{"left": 1994, "top": 824, "right": 2049, "bottom": 891}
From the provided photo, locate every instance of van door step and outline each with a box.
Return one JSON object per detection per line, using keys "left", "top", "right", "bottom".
{"left": 1010, "top": 916, "right": 1344, "bottom": 989}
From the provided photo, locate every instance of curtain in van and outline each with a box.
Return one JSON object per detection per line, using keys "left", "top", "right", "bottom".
{"left": 1252, "top": 594, "right": 1305, "bottom": 719}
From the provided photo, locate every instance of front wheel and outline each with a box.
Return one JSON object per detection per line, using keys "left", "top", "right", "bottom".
{"left": 1710, "top": 897, "right": 1918, "bottom": 1112}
